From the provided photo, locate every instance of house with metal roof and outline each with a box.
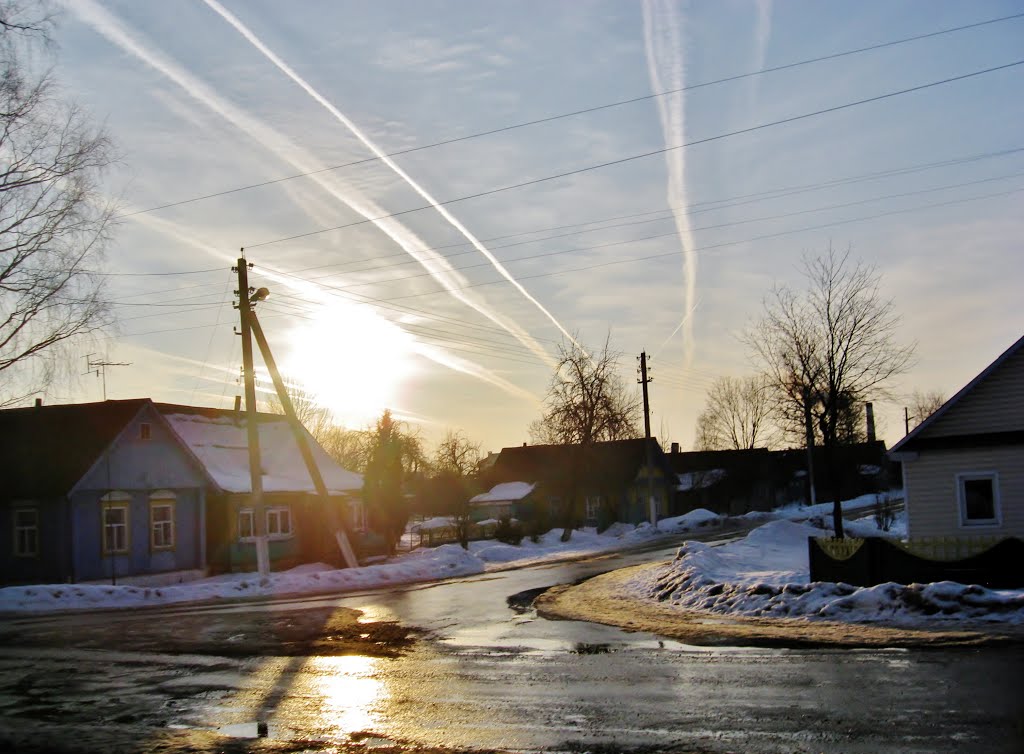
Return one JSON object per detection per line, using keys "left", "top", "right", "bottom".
{"left": 0, "top": 399, "right": 364, "bottom": 586}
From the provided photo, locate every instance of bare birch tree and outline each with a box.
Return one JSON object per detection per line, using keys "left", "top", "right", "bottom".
{"left": 908, "top": 389, "right": 945, "bottom": 430}
{"left": 746, "top": 246, "right": 914, "bottom": 537}
{"left": 694, "top": 375, "right": 776, "bottom": 450}
{"left": 0, "top": 2, "right": 115, "bottom": 404}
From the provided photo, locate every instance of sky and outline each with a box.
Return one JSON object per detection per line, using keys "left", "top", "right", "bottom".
{"left": 37, "top": 0, "right": 1024, "bottom": 455}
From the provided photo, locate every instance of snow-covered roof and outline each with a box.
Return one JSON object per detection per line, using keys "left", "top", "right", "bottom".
{"left": 470, "top": 481, "right": 536, "bottom": 504}
{"left": 161, "top": 410, "right": 362, "bottom": 495}
{"left": 410, "top": 517, "right": 455, "bottom": 532}
{"left": 676, "top": 469, "right": 725, "bottom": 492}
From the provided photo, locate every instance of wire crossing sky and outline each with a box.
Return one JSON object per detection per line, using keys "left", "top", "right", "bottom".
{"left": 48, "top": 0, "right": 1024, "bottom": 452}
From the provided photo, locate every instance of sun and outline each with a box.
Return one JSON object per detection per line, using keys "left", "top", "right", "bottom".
{"left": 281, "top": 298, "right": 417, "bottom": 428}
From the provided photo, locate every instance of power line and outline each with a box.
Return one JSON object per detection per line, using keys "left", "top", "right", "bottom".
{"left": 245, "top": 60, "right": 1024, "bottom": 249}
{"left": 88, "top": 266, "right": 224, "bottom": 277}
{"left": 117, "top": 12, "right": 1024, "bottom": 220}
{"left": 294, "top": 171, "right": 1024, "bottom": 294}
{"left": 380, "top": 185, "right": 1024, "bottom": 302}
{"left": 266, "top": 144, "right": 1024, "bottom": 280}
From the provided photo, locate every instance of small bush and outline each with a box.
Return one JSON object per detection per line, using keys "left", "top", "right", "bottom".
{"left": 494, "top": 516, "right": 523, "bottom": 545}
{"left": 872, "top": 493, "right": 895, "bottom": 532}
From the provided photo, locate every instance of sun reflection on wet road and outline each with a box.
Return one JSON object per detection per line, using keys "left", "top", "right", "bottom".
{"left": 306, "top": 655, "right": 383, "bottom": 735}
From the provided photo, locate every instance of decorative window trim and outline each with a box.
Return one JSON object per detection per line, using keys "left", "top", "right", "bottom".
{"left": 266, "top": 506, "right": 293, "bottom": 540}
{"left": 13, "top": 507, "right": 39, "bottom": 558}
{"left": 956, "top": 471, "right": 1001, "bottom": 528}
{"left": 101, "top": 498, "right": 131, "bottom": 555}
{"left": 150, "top": 498, "right": 176, "bottom": 551}
{"left": 584, "top": 495, "right": 602, "bottom": 522}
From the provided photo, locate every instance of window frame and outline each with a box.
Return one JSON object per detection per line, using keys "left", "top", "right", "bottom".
{"left": 139, "top": 422, "right": 152, "bottom": 441}
{"left": 238, "top": 508, "right": 255, "bottom": 541}
{"left": 149, "top": 496, "right": 176, "bottom": 551}
{"left": 956, "top": 471, "right": 1001, "bottom": 528}
{"left": 266, "top": 506, "right": 293, "bottom": 539}
{"left": 101, "top": 498, "right": 131, "bottom": 555}
{"left": 584, "top": 495, "right": 602, "bottom": 522}
{"left": 13, "top": 506, "right": 39, "bottom": 558}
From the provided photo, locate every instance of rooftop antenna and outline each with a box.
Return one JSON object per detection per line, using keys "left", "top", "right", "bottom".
{"left": 83, "top": 354, "right": 131, "bottom": 400}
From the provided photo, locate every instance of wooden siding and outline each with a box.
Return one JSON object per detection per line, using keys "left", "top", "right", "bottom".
{"left": 904, "top": 446, "right": 1024, "bottom": 539}
{"left": 923, "top": 346, "right": 1024, "bottom": 438}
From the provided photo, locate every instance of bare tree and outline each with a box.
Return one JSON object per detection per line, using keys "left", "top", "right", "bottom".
{"left": 433, "top": 429, "right": 482, "bottom": 477}
{"left": 746, "top": 246, "right": 914, "bottom": 537}
{"left": 0, "top": 2, "right": 116, "bottom": 405}
{"left": 262, "top": 376, "right": 334, "bottom": 441}
{"left": 529, "top": 335, "right": 640, "bottom": 446}
{"left": 908, "top": 389, "right": 945, "bottom": 430}
{"left": 694, "top": 375, "right": 776, "bottom": 450}
{"left": 530, "top": 335, "right": 640, "bottom": 541}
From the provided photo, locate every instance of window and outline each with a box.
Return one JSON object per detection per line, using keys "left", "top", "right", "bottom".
{"left": 139, "top": 422, "right": 152, "bottom": 441}
{"left": 267, "top": 507, "right": 293, "bottom": 538}
{"left": 584, "top": 495, "right": 602, "bottom": 522}
{"left": 14, "top": 508, "right": 38, "bottom": 557}
{"left": 150, "top": 499, "right": 175, "bottom": 550}
{"left": 102, "top": 504, "right": 130, "bottom": 554}
{"left": 957, "top": 472, "right": 1001, "bottom": 526}
{"left": 238, "top": 508, "right": 255, "bottom": 540}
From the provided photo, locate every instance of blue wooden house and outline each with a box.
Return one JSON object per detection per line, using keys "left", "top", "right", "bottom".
{"left": 1, "top": 399, "right": 366, "bottom": 586}
{"left": 0, "top": 399, "right": 211, "bottom": 586}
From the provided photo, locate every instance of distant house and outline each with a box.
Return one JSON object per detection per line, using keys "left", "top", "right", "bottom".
{"left": 890, "top": 334, "right": 1024, "bottom": 541}
{"left": 469, "top": 482, "right": 536, "bottom": 521}
{"left": 0, "top": 399, "right": 365, "bottom": 586}
{"left": 666, "top": 442, "right": 892, "bottom": 516}
{"left": 0, "top": 399, "right": 211, "bottom": 586}
{"left": 482, "top": 439, "right": 674, "bottom": 528}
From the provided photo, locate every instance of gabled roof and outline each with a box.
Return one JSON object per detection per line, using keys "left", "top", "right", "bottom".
{"left": 667, "top": 447, "right": 772, "bottom": 474}
{"left": 155, "top": 403, "right": 362, "bottom": 494}
{"left": 489, "top": 438, "right": 671, "bottom": 489}
{"left": 0, "top": 399, "right": 152, "bottom": 499}
{"left": 890, "top": 333, "right": 1024, "bottom": 455}
{"left": 470, "top": 481, "right": 535, "bottom": 504}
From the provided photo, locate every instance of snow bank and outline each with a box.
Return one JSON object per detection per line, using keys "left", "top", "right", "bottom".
{"left": 0, "top": 545, "right": 484, "bottom": 613}
{"left": 626, "top": 518, "right": 1024, "bottom": 626}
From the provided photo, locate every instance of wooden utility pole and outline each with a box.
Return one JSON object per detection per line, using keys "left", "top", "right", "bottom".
{"left": 234, "top": 254, "right": 269, "bottom": 578}
{"left": 904, "top": 406, "right": 910, "bottom": 435}
{"left": 249, "top": 313, "right": 358, "bottom": 569}
{"left": 802, "top": 385, "right": 817, "bottom": 507}
{"left": 638, "top": 351, "right": 656, "bottom": 525}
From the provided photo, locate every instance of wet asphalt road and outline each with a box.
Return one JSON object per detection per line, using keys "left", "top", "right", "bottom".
{"left": 1, "top": 533, "right": 1023, "bottom": 753}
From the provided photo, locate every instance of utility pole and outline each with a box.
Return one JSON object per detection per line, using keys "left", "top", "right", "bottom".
{"left": 904, "top": 407, "right": 910, "bottom": 435}
{"left": 802, "top": 385, "right": 817, "bottom": 507}
{"left": 83, "top": 355, "right": 131, "bottom": 400}
{"left": 638, "top": 351, "right": 656, "bottom": 525}
{"left": 234, "top": 253, "right": 269, "bottom": 578}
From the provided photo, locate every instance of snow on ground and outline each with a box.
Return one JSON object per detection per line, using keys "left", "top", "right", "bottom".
{"left": 0, "top": 489, "right": 987, "bottom": 619}
{"left": 626, "top": 514, "right": 1024, "bottom": 627}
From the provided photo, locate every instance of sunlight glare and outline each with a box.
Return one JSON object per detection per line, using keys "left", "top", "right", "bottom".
{"left": 282, "top": 299, "right": 417, "bottom": 427}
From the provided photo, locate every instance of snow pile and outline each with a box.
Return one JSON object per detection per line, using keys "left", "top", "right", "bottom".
{"left": 657, "top": 508, "right": 721, "bottom": 532}
{"left": 627, "top": 519, "right": 1024, "bottom": 626}
{"left": 0, "top": 545, "right": 483, "bottom": 613}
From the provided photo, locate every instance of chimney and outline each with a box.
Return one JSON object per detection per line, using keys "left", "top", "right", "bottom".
{"left": 233, "top": 394, "right": 242, "bottom": 413}
{"left": 670, "top": 442, "right": 680, "bottom": 454}
{"left": 865, "top": 402, "right": 876, "bottom": 443}
{"left": 34, "top": 397, "right": 42, "bottom": 408}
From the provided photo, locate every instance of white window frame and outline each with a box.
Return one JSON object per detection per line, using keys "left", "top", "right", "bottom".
{"left": 956, "top": 471, "right": 1001, "bottom": 528}
{"left": 266, "top": 506, "right": 293, "bottom": 539}
{"left": 101, "top": 499, "right": 130, "bottom": 555}
{"left": 13, "top": 507, "right": 38, "bottom": 558}
{"left": 238, "top": 508, "right": 255, "bottom": 541}
{"left": 149, "top": 493, "right": 176, "bottom": 551}
{"left": 584, "top": 495, "right": 602, "bottom": 522}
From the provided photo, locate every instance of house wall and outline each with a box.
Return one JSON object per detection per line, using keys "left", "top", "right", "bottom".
{"left": 904, "top": 445, "right": 1024, "bottom": 540}
{"left": 923, "top": 347, "right": 1024, "bottom": 438}
{"left": 0, "top": 497, "right": 73, "bottom": 585}
{"left": 71, "top": 408, "right": 207, "bottom": 582}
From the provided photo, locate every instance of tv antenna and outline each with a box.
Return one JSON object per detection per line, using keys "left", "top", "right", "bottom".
{"left": 83, "top": 354, "right": 131, "bottom": 400}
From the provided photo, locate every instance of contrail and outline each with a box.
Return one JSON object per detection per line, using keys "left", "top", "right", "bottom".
{"left": 201, "top": 0, "right": 579, "bottom": 352}
{"left": 70, "top": 0, "right": 556, "bottom": 370}
{"left": 643, "top": 0, "right": 698, "bottom": 367}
